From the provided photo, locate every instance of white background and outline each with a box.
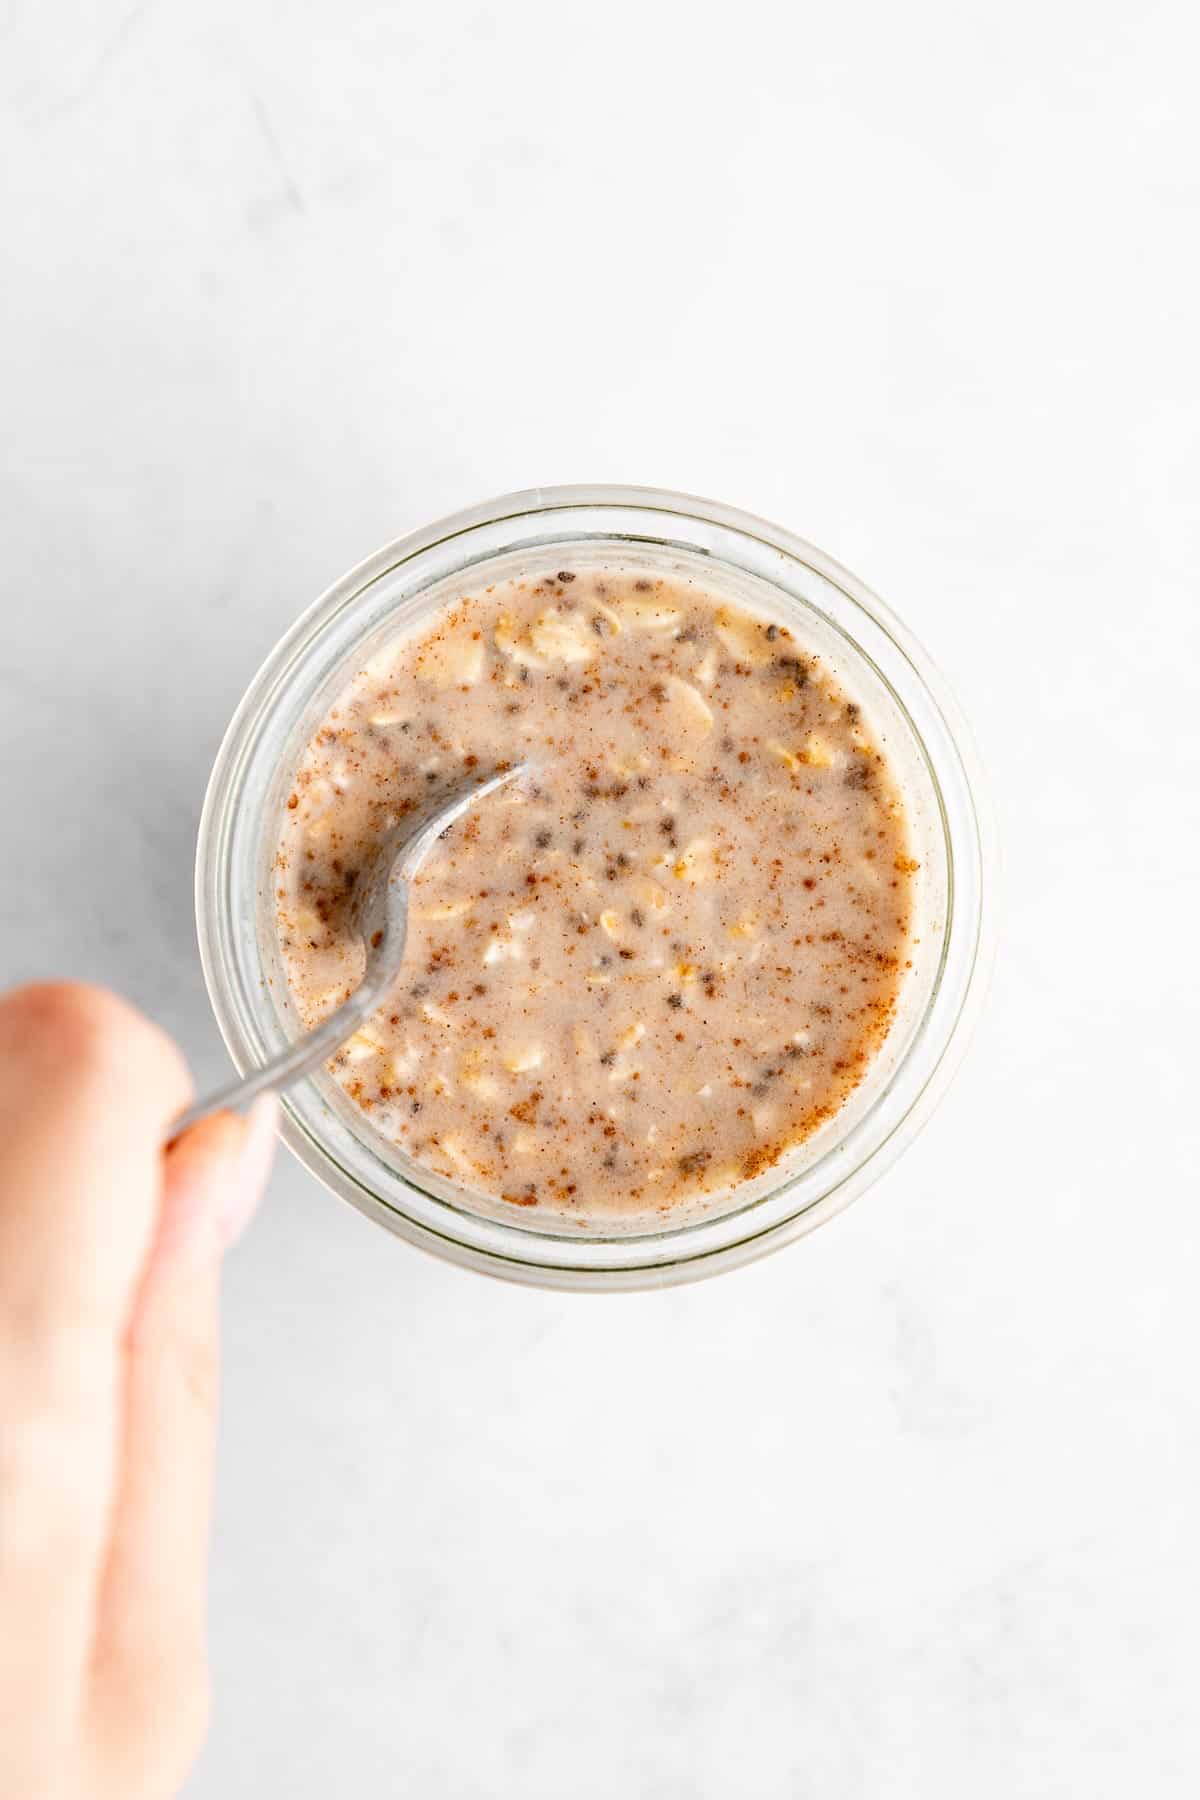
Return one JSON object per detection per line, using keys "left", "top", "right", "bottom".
{"left": 3, "top": 2, "right": 1199, "bottom": 1795}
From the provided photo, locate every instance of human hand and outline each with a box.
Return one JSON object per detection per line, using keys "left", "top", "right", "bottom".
{"left": 0, "top": 984, "right": 277, "bottom": 1799}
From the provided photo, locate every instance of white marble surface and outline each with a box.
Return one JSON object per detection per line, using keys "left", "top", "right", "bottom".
{"left": 3, "top": 2, "right": 1199, "bottom": 1793}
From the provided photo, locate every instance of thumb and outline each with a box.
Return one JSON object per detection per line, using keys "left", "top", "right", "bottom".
{"left": 86, "top": 1099, "right": 277, "bottom": 1790}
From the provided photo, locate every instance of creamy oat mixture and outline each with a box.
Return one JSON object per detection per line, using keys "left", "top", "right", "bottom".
{"left": 274, "top": 568, "right": 917, "bottom": 1217}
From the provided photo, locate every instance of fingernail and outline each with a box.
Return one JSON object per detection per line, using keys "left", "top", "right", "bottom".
{"left": 220, "top": 1094, "right": 279, "bottom": 1248}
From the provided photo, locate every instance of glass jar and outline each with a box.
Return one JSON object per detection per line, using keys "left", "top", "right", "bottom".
{"left": 196, "top": 486, "right": 993, "bottom": 1289}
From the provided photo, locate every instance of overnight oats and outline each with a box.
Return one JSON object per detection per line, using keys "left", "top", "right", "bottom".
{"left": 272, "top": 567, "right": 919, "bottom": 1221}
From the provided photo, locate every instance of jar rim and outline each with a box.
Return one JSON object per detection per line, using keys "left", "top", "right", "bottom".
{"left": 195, "top": 485, "right": 995, "bottom": 1289}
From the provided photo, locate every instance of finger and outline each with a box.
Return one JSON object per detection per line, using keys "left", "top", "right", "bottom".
{"left": 0, "top": 982, "right": 191, "bottom": 1339}
{"left": 87, "top": 1100, "right": 276, "bottom": 1792}
{"left": 0, "top": 984, "right": 191, "bottom": 1768}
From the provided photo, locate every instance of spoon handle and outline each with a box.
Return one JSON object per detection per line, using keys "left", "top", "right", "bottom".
{"left": 170, "top": 914, "right": 407, "bottom": 1139}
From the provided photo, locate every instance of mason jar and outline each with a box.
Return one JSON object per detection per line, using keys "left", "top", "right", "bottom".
{"left": 195, "top": 485, "right": 993, "bottom": 1289}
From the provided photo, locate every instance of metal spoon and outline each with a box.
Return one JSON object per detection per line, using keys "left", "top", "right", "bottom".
{"left": 174, "top": 763, "right": 527, "bottom": 1136}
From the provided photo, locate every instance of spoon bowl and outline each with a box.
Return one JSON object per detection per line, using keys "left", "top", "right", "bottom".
{"left": 174, "top": 763, "right": 526, "bottom": 1136}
